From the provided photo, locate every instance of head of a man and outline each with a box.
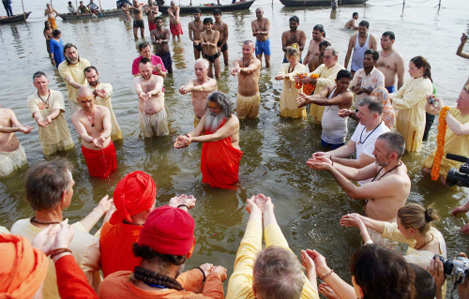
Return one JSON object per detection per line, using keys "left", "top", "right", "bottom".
{"left": 319, "top": 40, "right": 331, "bottom": 55}
{"left": 139, "top": 57, "right": 153, "bottom": 80}
{"left": 138, "top": 41, "right": 152, "bottom": 59}
{"left": 194, "top": 58, "right": 209, "bottom": 80}
{"left": 205, "top": 92, "right": 233, "bottom": 131}
{"left": 242, "top": 40, "right": 255, "bottom": 59}
{"left": 203, "top": 17, "right": 213, "bottom": 31}
{"left": 357, "top": 97, "right": 383, "bottom": 128}
{"left": 255, "top": 8, "right": 263, "bottom": 20}
{"left": 323, "top": 47, "right": 338, "bottom": 68}
{"left": 363, "top": 49, "right": 379, "bottom": 71}
{"left": 64, "top": 43, "right": 79, "bottom": 64}
{"left": 352, "top": 12, "right": 358, "bottom": 19}
{"left": 457, "top": 85, "right": 469, "bottom": 114}
{"left": 213, "top": 8, "right": 221, "bottom": 21}
{"left": 68, "top": 1, "right": 72, "bottom": 6}
{"left": 193, "top": 8, "right": 201, "bottom": 21}
{"left": 52, "top": 29, "right": 61, "bottom": 39}
{"left": 335, "top": 70, "right": 352, "bottom": 93}
{"left": 252, "top": 246, "right": 304, "bottom": 299}
{"left": 381, "top": 31, "right": 395, "bottom": 50}
{"left": 80, "top": 1, "right": 84, "bottom": 5}
{"left": 358, "top": 20, "right": 369, "bottom": 36}
{"left": 289, "top": 16, "right": 299, "bottom": 31}
{"left": 155, "top": 16, "right": 163, "bottom": 29}
{"left": 32, "top": 71, "right": 49, "bottom": 94}
{"left": 312, "top": 24, "right": 325, "bottom": 40}
{"left": 170, "top": 1, "right": 175, "bottom": 7}
{"left": 373, "top": 132, "right": 405, "bottom": 167}
{"left": 84, "top": 66, "right": 99, "bottom": 87}
{"left": 26, "top": 160, "right": 74, "bottom": 212}
{"left": 77, "top": 86, "right": 96, "bottom": 112}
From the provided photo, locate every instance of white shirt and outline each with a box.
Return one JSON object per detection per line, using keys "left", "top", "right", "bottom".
{"left": 350, "top": 121, "right": 389, "bottom": 159}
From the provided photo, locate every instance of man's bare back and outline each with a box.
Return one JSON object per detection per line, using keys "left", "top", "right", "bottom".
{"left": 377, "top": 50, "right": 404, "bottom": 88}
{"left": 251, "top": 18, "right": 269, "bottom": 41}
{"left": 135, "top": 75, "right": 164, "bottom": 115}
{"left": 235, "top": 57, "right": 261, "bottom": 97}
{"left": 72, "top": 106, "right": 111, "bottom": 150}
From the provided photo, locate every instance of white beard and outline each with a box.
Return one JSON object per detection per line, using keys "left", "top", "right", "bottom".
{"left": 204, "top": 112, "right": 224, "bottom": 132}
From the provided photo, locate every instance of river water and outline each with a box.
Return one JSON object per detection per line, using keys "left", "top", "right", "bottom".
{"left": 1, "top": 0, "right": 468, "bottom": 285}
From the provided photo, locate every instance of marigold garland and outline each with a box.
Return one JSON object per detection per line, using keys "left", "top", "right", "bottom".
{"left": 430, "top": 106, "right": 450, "bottom": 181}
{"left": 295, "top": 73, "right": 319, "bottom": 95}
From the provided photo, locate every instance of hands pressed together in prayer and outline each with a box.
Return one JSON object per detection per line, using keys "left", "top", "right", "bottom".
{"left": 94, "top": 88, "right": 107, "bottom": 98}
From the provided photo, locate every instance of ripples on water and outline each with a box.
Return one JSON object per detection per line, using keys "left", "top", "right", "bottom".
{"left": 0, "top": 0, "right": 468, "bottom": 280}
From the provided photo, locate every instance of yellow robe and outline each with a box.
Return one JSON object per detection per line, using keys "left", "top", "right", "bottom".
{"left": 392, "top": 77, "right": 433, "bottom": 152}
{"left": 58, "top": 58, "right": 91, "bottom": 107}
{"left": 27, "top": 90, "right": 74, "bottom": 155}
{"left": 308, "top": 63, "right": 344, "bottom": 123}
{"left": 423, "top": 108, "right": 469, "bottom": 178}
{"left": 278, "top": 62, "right": 308, "bottom": 119}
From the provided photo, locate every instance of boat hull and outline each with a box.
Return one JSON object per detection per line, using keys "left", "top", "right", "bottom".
{"left": 279, "top": 0, "right": 366, "bottom": 7}
{"left": 159, "top": 0, "right": 254, "bottom": 15}
{"left": 0, "top": 12, "right": 31, "bottom": 25}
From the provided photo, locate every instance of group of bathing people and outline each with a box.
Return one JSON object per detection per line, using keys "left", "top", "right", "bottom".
{"left": 1, "top": 5, "right": 469, "bottom": 299}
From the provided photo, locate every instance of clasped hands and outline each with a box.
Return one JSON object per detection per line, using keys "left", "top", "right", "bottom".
{"left": 173, "top": 134, "right": 191, "bottom": 148}
{"left": 306, "top": 152, "right": 333, "bottom": 171}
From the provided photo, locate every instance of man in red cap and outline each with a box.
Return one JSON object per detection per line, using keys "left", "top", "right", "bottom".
{"left": 98, "top": 205, "right": 227, "bottom": 298}
{"left": 98, "top": 171, "right": 197, "bottom": 278}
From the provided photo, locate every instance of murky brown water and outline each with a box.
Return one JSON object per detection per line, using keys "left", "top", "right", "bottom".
{"left": 1, "top": 0, "right": 468, "bottom": 286}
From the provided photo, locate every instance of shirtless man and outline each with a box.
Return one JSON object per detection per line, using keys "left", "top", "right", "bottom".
{"left": 151, "top": 17, "right": 172, "bottom": 73}
{"left": 131, "top": 0, "right": 145, "bottom": 40}
{"left": 0, "top": 107, "right": 32, "bottom": 177}
{"left": 376, "top": 31, "right": 404, "bottom": 93}
{"left": 201, "top": 17, "right": 220, "bottom": 79}
{"left": 168, "top": 1, "right": 183, "bottom": 41}
{"left": 188, "top": 9, "right": 204, "bottom": 59}
{"left": 72, "top": 87, "right": 117, "bottom": 178}
{"left": 179, "top": 59, "right": 217, "bottom": 127}
{"left": 134, "top": 58, "right": 169, "bottom": 137}
{"left": 281, "top": 16, "right": 306, "bottom": 63}
{"left": 251, "top": 8, "right": 270, "bottom": 68}
{"left": 231, "top": 40, "right": 261, "bottom": 120}
{"left": 345, "top": 12, "right": 359, "bottom": 30}
{"left": 213, "top": 9, "right": 229, "bottom": 66}
{"left": 308, "top": 132, "right": 410, "bottom": 223}
{"left": 303, "top": 24, "right": 326, "bottom": 72}
{"left": 121, "top": 2, "right": 131, "bottom": 22}
{"left": 145, "top": 0, "right": 159, "bottom": 32}
{"left": 344, "top": 20, "right": 377, "bottom": 74}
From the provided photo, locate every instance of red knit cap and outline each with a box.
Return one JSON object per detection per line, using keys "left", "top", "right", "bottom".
{"left": 138, "top": 206, "right": 195, "bottom": 257}
{"left": 110, "top": 171, "right": 157, "bottom": 225}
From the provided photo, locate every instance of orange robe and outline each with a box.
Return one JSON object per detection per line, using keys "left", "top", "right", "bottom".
{"left": 99, "top": 221, "right": 143, "bottom": 278}
{"left": 200, "top": 119, "right": 243, "bottom": 189}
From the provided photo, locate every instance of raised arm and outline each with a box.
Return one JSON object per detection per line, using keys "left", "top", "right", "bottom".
{"left": 281, "top": 32, "right": 287, "bottom": 53}
{"left": 299, "top": 31, "right": 307, "bottom": 52}
{"left": 396, "top": 55, "right": 405, "bottom": 89}
{"left": 307, "top": 91, "right": 353, "bottom": 107}
{"left": 239, "top": 59, "right": 260, "bottom": 74}
{"left": 457, "top": 33, "right": 469, "bottom": 59}
{"left": 72, "top": 114, "right": 94, "bottom": 143}
{"left": 59, "top": 68, "right": 83, "bottom": 89}
{"left": 331, "top": 152, "right": 375, "bottom": 169}
{"left": 79, "top": 195, "right": 112, "bottom": 232}
{"left": 191, "top": 79, "right": 217, "bottom": 92}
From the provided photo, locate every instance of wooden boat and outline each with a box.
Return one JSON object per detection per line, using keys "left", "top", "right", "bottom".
{"left": 58, "top": 9, "right": 124, "bottom": 21}
{"left": 158, "top": 0, "right": 254, "bottom": 15}
{"left": 280, "top": 0, "right": 366, "bottom": 7}
{"left": 0, "top": 11, "right": 31, "bottom": 25}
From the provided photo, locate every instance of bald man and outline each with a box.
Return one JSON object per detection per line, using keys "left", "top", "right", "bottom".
{"left": 179, "top": 58, "right": 217, "bottom": 127}
{"left": 72, "top": 86, "right": 117, "bottom": 178}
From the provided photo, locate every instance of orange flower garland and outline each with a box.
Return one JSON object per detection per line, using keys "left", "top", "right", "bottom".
{"left": 430, "top": 106, "right": 450, "bottom": 181}
{"left": 295, "top": 73, "right": 319, "bottom": 95}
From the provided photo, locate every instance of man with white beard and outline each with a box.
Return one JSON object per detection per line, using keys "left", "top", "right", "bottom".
{"left": 174, "top": 92, "right": 243, "bottom": 189}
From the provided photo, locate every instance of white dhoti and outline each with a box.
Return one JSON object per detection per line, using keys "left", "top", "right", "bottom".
{"left": 0, "top": 145, "right": 27, "bottom": 177}
{"left": 139, "top": 109, "right": 169, "bottom": 138}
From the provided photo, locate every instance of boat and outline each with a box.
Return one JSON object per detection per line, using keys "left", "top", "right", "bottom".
{"left": 158, "top": 0, "right": 254, "bottom": 15}
{"left": 280, "top": 0, "right": 366, "bottom": 7}
{"left": 58, "top": 9, "right": 124, "bottom": 21}
{"left": 0, "top": 12, "right": 31, "bottom": 25}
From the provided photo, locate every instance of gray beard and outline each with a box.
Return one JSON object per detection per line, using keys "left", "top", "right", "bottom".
{"left": 204, "top": 112, "right": 224, "bottom": 132}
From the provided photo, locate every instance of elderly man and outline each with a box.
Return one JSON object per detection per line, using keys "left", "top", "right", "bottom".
{"left": 179, "top": 58, "right": 217, "bottom": 127}
{"left": 84, "top": 66, "right": 122, "bottom": 141}
{"left": 227, "top": 194, "right": 320, "bottom": 299}
{"left": 134, "top": 58, "right": 169, "bottom": 137}
{"left": 423, "top": 84, "right": 469, "bottom": 184}
{"left": 231, "top": 40, "right": 261, "bottom": 120}
{"left": 28, "top": 71, "right": 74, "bottom": 156}
{"left": 281, "top": 16, "right": 306, "bottom": 62}
{"left": 58, "top": 43, "right": 91, "bottom": 111}
{"left": 376, "top": 31, "right": 404, "bottom": 93}
{"left": 311, "top": 98, "right": 389, "bottom": 170}
{"left": 251, "top": 8, "right": 270, "bottom": 68}
{"left": 0, "top": 106, "right": 32, "bottom": 177}
{"left": 298, "top": 46, "right": 344, "bottom": 124}
{"left": 99, "top": 205, "right": 227, "bottom": 298}
{"left": 175, "top": 92, "right": 243, "bottom": 189}
{"left": 303, "top": 24, "right": 326, "bottom": 72}
{"left": 72, "top": 87, "right": 117, "bottom": 178}
{"left": 188, "top": 9, "right": 204, "bottom": 59}
{"left": 349, "top": 49, "right": 385, "bottom": 102}
{"left": 10, "top": 159, "right": 112, "bottom": 298}
{"left": 131, "top": 41, "right": 167, "bottom": 78}
{"left": 344, "top": 20, "right": 377, "bottom": 74}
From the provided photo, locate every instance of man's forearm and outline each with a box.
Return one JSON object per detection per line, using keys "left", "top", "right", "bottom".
{"left": 329, "top": 167, "right": 360, "bottom": 198}
{"left": 0, "top": 126, "right": 21, "bottom": 133}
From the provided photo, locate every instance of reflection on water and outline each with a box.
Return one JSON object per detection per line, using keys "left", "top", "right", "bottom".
{"left": 0, "top": 0, "right": 468, "bottom": 281}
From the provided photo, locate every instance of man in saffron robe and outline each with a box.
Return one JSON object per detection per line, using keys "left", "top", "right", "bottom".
{"left": 174, "top": 91, "right": 243, "bottom": 189}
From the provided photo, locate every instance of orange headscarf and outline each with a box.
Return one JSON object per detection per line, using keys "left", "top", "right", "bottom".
{"left": 110, "top": 171, "right": 157, "bottom": 225}
{"left": 0, "top": 234, "right": 48, "bottom": 299}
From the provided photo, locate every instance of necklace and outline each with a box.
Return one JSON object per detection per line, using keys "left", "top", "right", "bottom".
{"left": 85, "top": 112, "right": 95, "bottom": 127}
{"left": 242, "top": 56, "right": 252, "bottom": 68}
{"left": 38, "top": 90, "right": 51, "bottom": 109}
{"left": 30, "top": 217, "right": 61, "bottom": 225}
{"left": 358, "top": 121, "right": 382, "bottom": 144}
{"left": 371, "top": 162, "right": 402, "bottom": 182}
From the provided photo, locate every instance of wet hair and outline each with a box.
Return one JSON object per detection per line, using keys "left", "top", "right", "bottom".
{"left": 286, "top": 46, "right": 300, "bottom": 58}
{"left": 319, "top": 40, "right": 331, "bottom": 50}
{"left": 410, "top": 56, "right": 432, "bottom": 82}
{"left": 289, "top": 16, "right": 299, "bottom": 24}
{"left": 352, "top": 12, "right": 358, "bottom": 17}
{"left": 336, "top": 69, "right": 352, "bottom": 81}
{"left": 350, "top": 244, "right": 413, "bottom": 299}
{"left": 25, "top": 160, "right": 73, "bottom": 211}
{"left": 33, "top": 71, "right": 47, "bottom": 80}
{"left": 203, "top": 17, "right": 213, "bottom": 25}
{"left": 207, "top": 91, "right": 233, "bottom": 117}
{"left": 398, "top": 203, "right": 439, "bottom": 234}
{"left": 84, "top": 65, "right": 98, "bottom": 74}
{"left": 213, "top": 8, "right": 221, "bottom": 15}
{"left": 52, "top": 29, "right": 61, "bottom": 38}
{"left": 195, "top": 58, "right": 209, "bottom": 69}
{"left": 382, "top": 31, "right": 395, "bottom": 41}
{"left": 408, "top": 263, "right": 436, "bottom": 299}
{"left": 253, "top": 246, "right": 304, "bottom": 299}
{"left": 137, "top": 41, "right": 151, "bottom": 52}
{"left": 139, "top": 57, "right": 152, "bottom": 65}
{"left": 358, "top": 20, "right": 369, "bottom": 28}
{"left": 377, "top": 132, "right": 406, "bottom": 158}
{"left": 364, "top": 49, "right": 379, "bottom": 61}
{"left": 313, "top": 24, "right": 325, "bottom": 37}
{"left": 358, "top": 97, "right": 383, "bottom": 114}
